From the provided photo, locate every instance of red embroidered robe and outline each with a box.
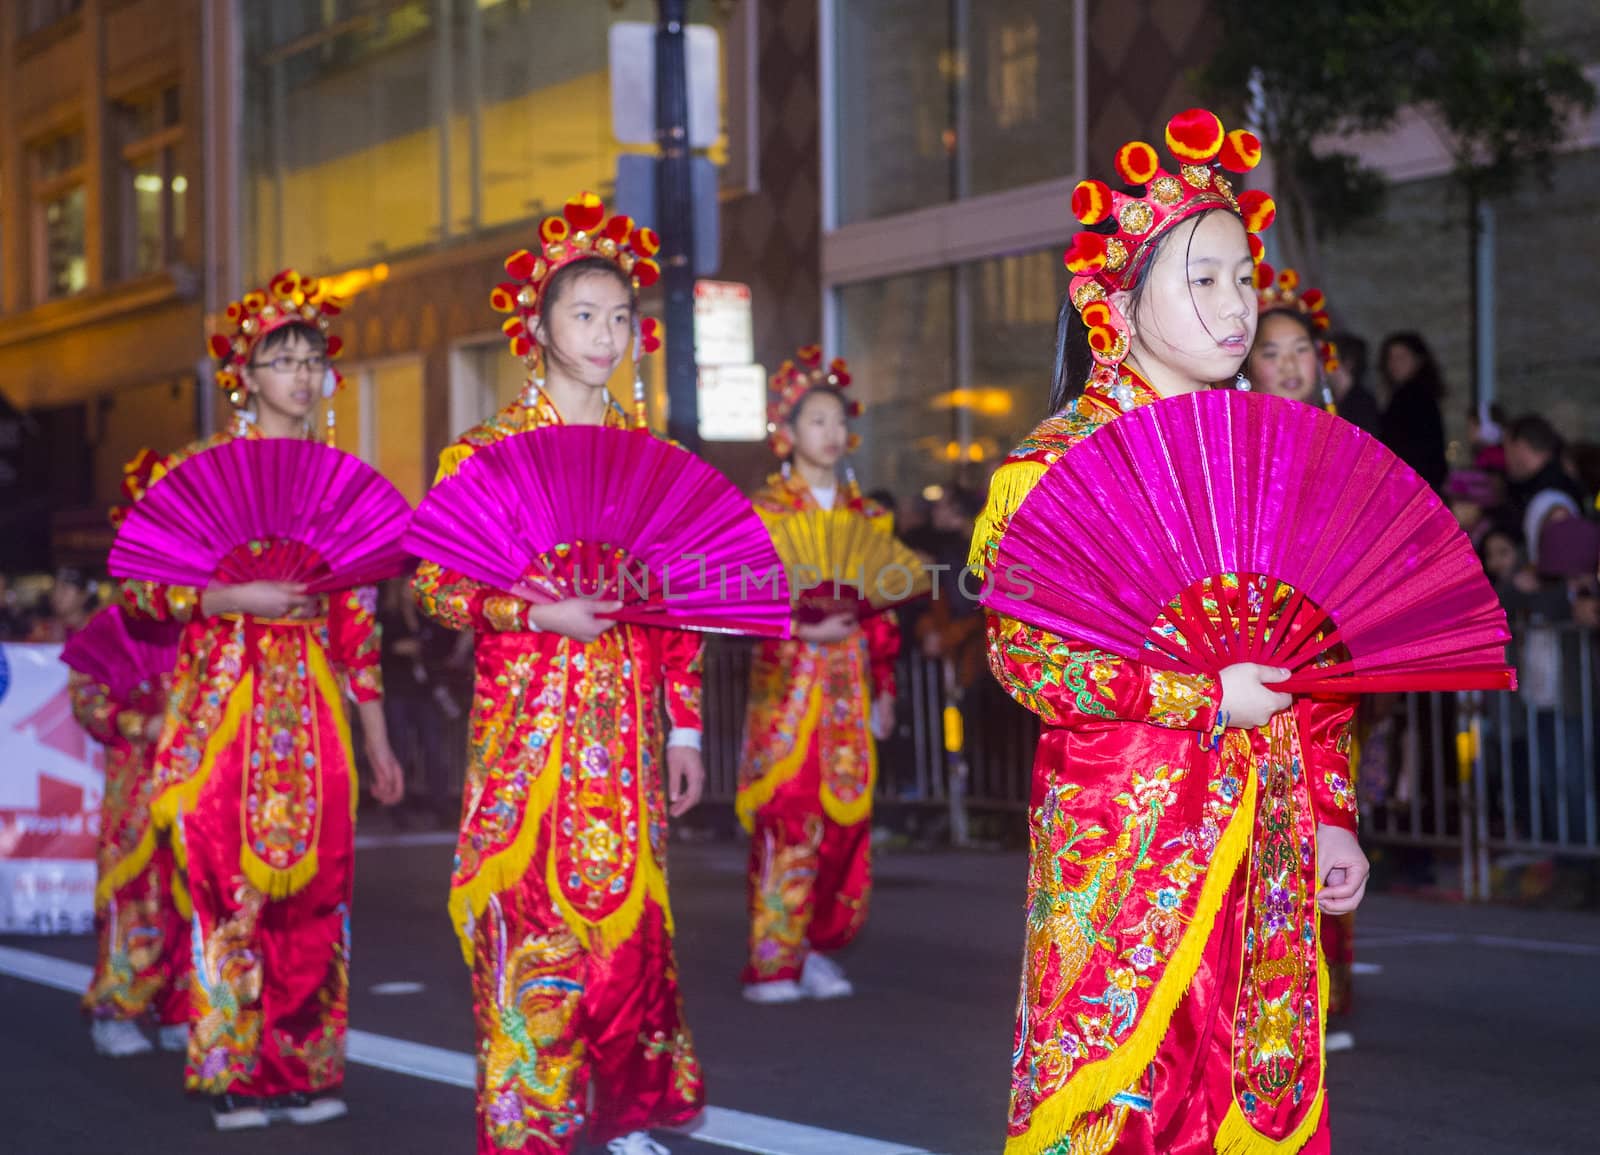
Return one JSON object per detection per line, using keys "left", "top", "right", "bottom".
{"left": 735, "top": 474, "right": 899, "bottom": 984}
{"left": 120, "top": 422, "right": 384, "bottom": 1098}
{"left": 412, "top": 391, "right": 704, "bottom": 1153}
{"left": 69, "top": 667, "right": 190, "bottom": 1026}
{"left": 970, "top": 373, "right": 1358, "bottom": 1155}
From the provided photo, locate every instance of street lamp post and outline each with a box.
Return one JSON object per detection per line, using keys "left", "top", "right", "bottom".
{"left": 655, "top": 0, "right": 700, "bottom": 450}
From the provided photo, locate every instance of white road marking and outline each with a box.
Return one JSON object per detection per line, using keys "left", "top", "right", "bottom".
{"left": 369, "top": 981, "right": 426, "bottom": 995}
{"left": 0, "top": 945, "right": 939, "bottom": 1155}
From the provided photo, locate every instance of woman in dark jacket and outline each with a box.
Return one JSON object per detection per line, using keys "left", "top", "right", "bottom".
{"left": 1377, "top": 331, "right": 1450, "bottom": 490}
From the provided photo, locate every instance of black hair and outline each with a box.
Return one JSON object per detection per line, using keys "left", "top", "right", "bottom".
{"left": 787, "top": 386, "right": 848, "bottom": 427}
{"left": 541, "top": 256, "right": 635, "bottom": 317}
{"left": 866, "top": 488, "right": 896, "bottom": 510}
{"left": 1506, "top": 413, "right": 1562, "bottom": 457}
{"left": 255, "top": 320, "right": 327, "bottom": 361}
{"left": 1326, "top": 329, "right": 1368, "bottom": 388}
{"left": 1377, "top": 330, "right": 1447, "bottom": 397}
{"left": 1047, "top": 209, "right": 1234, "bottom": 414}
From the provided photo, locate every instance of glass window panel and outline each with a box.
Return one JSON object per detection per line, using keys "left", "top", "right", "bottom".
{"left": 833, "top": 0, "right": 1075, "bottom": 224}
{"left": 835, "top": 245, "right": 1066, "bottom": 500}
{"left": 44, "top": 185, "right": 87, "bottom": 298}
{"left": 131, "top": 159, "right": 164, "bottom": 276}
{"left": 836, "top": 268, "right": 957, "bottom": 502}
{"left": 243, "top": 3, "right": 441, "bottom": 280}
{"left": 967, "top": 247, "right": 1066, "bottom": 466}
{"left": 171, "top": 163, "right": 188, "bottom": 249}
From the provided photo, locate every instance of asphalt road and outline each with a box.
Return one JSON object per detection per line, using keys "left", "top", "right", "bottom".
{"left": 3, "top": 829, "right": 1597, "bottom": 1154}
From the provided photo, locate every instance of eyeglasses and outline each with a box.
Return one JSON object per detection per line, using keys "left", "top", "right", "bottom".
{"left": 250, "top": 355, "right": 329, "bottom": 376}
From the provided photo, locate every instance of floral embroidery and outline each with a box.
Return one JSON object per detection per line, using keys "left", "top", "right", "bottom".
{"left": 243, "top": 629, "right": 320, "bottom": 880}
{"left": 478, "top": 898, "right": 587, "bottom": 1150}
{"left": 189, "top": 882, "right": 265, "bottom": 1094}
{"left": 747, "top": 817, "right": 824, "bottom": 979}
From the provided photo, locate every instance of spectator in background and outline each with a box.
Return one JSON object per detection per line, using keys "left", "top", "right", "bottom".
{"left": 0, "top": 573, "right": 26, "bottom": 640}
{"left": 1326, "top": 330, "right": 1381, "bottom": 434}
{"left": 1469, "top": 402, "right": 1509, "bottom": 473}
{"left": 1445, "top": 468, "right": 1509, "bottom": 551}
{"left": 1503, "top": 414, "right": 1586, "bottom": 568}
{"left": 27, "top": 569, "right": 97, "bottom": 643}
{"left": 1377, "top": 331, "right": 1449, "bottom": 490}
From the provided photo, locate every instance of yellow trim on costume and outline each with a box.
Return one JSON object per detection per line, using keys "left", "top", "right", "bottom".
{"left": 820, "top": 660, "right": 878, "bottom": 828}
{"left": 171, "top": 861, "right": 193, "bottom": 920}
{"left": 544, "top": 664, "right": 675, "bottom": 954}
{"left": 734, "top": 681, "right": 825, "bottom": 832}
{"left": 149, "top": 670, "right": 254, "bottom": 858}
{"left": 968, "top": 459, "right": 1049, "bottom": 574}
{"left": 1003, "top": 736, "right": 1260, "bottom": 1155}
{"left": 1214, "top": 947, "right": 1331, "bottom": 1155}
{"left": 434, "top": 444, "right": 474, "bottom": 483}
{"left": 94, "top": 826, "right": 158, "bottom": 910}
{"left": 448, "top": 727, "right": 565, "bottom": 966}
{"left": 236, "top": 644, "right": 350, "bottom": 900}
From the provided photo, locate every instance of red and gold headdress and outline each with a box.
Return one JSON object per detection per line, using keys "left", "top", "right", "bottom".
{"left": 490, "top": 192, "right": 661, "bottom": 365}
{"left": 1066, "top": 108, "right": 1275, "bottom": 381}
{"left": 1253, "top": 263, "right": 1339, "bottom": 374}
{"left": 207, "top": 269, "right": 345, "bottom": 411}
{"left": 108, "top": 448, "right": 161, "bottom": 530}
{"left": 766, "top": 345, "right": 861, "bottom": 458}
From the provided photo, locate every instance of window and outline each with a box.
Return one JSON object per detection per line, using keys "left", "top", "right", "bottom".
{"left": 20, "top": 0, "right": 82, "bottom": 37}
{"left": 117, "top": 85, "right": 186, "bottom": 280}
{"left": 831, "top": 0, "right": 1076, "bottom": 224}
{"left": 32, "top": 132, "right": 87, "bottom": 300}
{"left": 836, "top": 247, "right": 1065, "bottom": 501}
{"left": 334, "top": 358, "right": 428, "bottom": 507}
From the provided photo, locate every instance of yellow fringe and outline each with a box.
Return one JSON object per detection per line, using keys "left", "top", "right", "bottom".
{"left": 171, "top": 862, "right": 192, "bottom": 920}
{"left": 734, "top": 683, "right": 824, "bottom": 833}
{"left": 1003, "top": 757, "right": 1260, "bottom": 1155}
{"left": 820, "top": 669, "right": 878, "bottom": 828}
{"left": 235, "top": 645, "right": 351, "bottom": 901}
{"left": 448, "top": 727, "right": 566, "bottom": 967}
{"left": 968, "top": 460, "right": 1048, "bottom": 574}
{"left": 545, "top": 813, "right": 673, "bottom": 957}
{"left": 1214, "top": 950, "right": 1332, "bottom": 1155}
{"left": 433, "top": 444, "right": 473, "bottom": 484}
{"left": 149, "top": 671, "right": 254, "bottom": 842}
{"left": 94, "top": 825, "right": 158, "bottom": 910}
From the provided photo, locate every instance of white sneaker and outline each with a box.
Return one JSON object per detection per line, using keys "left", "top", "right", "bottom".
{"left": 277, "top": 1093, "right": 349, "bottom": 1125}
{"left": 91, "top": 1018, "right": 153, "bottom": 1058}
{"left": 799, "top": 952, "right": 854, "bottom": 1000}
{"left": 741, "top": 979, "right": 804, "bottom": 1004}
{"left": 158, "top": 1024, "right": 189, "bottom": 1053}
{"left": 607, "top": 1132, "right": 670, "bottom": 1155}
{"left": 211, "top": 1096, "right": 271, "bottom": 1131}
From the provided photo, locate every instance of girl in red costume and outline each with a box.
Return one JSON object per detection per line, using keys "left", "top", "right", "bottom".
{"left": 735, "top": 350, "right": 898, "bottom": 1004}
{"left": 412, "top": 193, "right": 706, "bottom": 1155}
{"left": 120, "top": 271, "right": 406, "bottom": 1131}
{"left": 67, "top": 606, "right": 189, "bottom": 1059}
{"left": 969, "top": 110, "right": 1369, "bottom": 1155}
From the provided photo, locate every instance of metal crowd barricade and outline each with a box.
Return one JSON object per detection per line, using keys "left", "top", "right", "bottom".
{"left": 386, "top": 621, "right": 1599, "bottom": 900}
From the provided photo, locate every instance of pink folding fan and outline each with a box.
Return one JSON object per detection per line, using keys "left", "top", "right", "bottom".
{"left": 59, "top": 606, "right": 181, "bottom": 700}
{"left": 107, "top": 438, "right": 412, "bottom": 593}
{"left": 984, "top": 390, "right": 1515, "bottom": 693}
{"left": 403, "top": 425, "right": 792, "bottom": 637}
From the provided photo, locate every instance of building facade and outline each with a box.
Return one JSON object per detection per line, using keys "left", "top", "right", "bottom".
{"left": 2, "top": 0, "right": 1595, "bottom": 575}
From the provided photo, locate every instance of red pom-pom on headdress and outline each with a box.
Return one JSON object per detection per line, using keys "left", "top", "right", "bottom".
{"left": 766, "top": 345, "right": 858, "bottom": 457}
{"left": 1257, "top": 265, "right": 1340, "bottom": 374}
{"left": 1062, "top": 108, "right": 1275, "bottom": 376}
{"left": 207, "top": 268, "right": 344, "bottom": 409}
{"left": 492, "top": 191, "right": 664, "bottom": 365}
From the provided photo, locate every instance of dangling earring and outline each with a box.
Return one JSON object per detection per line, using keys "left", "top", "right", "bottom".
{"left": 1233, "top": 371, "right": 1252, "bottom": 391}
{"left": 322, "top": 367, "right": 339, "bottom": 445}
{"left": 630, "top": 317, "right": 647, "bottom": 429}
{"left": 781, "top": 460, "right": 792, "bottom": 480}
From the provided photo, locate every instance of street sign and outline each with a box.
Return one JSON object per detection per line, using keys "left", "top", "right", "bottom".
{"left": 692, "top": 280, "right": 753, "bottom": 367}
{"left": 609, "top": 21, "right": 721, "bottom": 149}
{"left": 698, "top": 364, "right": 768, "bottom": 442}
{"left": 613, "top": 153, "right": 721, "bottom": 277}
